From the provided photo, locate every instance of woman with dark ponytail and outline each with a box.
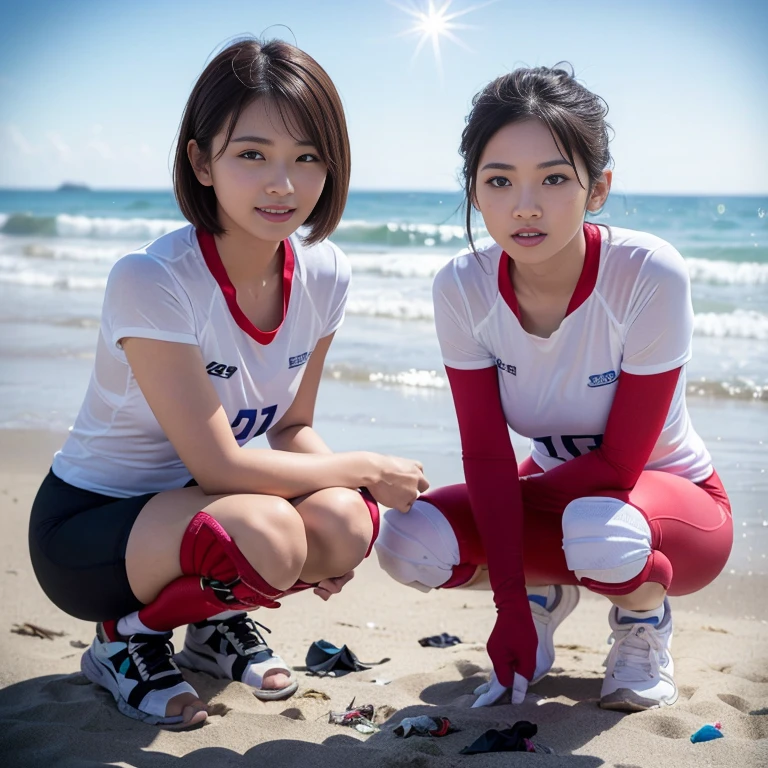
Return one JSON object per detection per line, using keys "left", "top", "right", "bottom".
{"left": 375, "top": 65, "right": 732, "bottom": 712}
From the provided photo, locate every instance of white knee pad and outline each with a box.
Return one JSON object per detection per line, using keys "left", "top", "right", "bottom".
{"left": 561, "top": 497, "right": 652, "bottom": 584}
{"left": 374, "top": 500, "right": 460, "bottom": 592}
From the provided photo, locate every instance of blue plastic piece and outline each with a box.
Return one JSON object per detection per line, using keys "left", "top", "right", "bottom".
{"left": 690, "top": 725, "right": 724, "bottom": 743}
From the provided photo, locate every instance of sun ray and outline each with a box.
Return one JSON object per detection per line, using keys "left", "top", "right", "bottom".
{"left": 410, "top": 32, "right": 432, "bottom": 64}
{"left": 390, "top": 0, "right": 495, "bottom": 74}
{"left": 437, "top": 0, "right": 498, "bottom": 22}
{"left": 441, "top": 28, "right": 474, "bottom": 54}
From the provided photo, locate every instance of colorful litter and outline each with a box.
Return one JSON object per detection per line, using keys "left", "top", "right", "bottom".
{"left": 328, "top": 698, "right": 379, "bottom": 734}
{"left": 460, "top": 720, "right": 552, "bottom": 754}
{"left": 394, "top": 715, "right": 458, "bottom": 738}
{"left": 691, "top": 721, "right": 724, "bottom": 743}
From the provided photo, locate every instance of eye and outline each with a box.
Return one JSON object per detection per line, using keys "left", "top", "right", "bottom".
{"left": 239, "top": 150, "right": 264, "bottom": 161}
{"left": 297, "top": 153, "right": 321, "bottom": 163}
{"left": 486, "top": 176, "right": 511, "bottom": 188}
{"left": 543, "top": 173, "right": 568, "bottom": 185}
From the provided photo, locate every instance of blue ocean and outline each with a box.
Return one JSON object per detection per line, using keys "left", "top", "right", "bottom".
{"left": 1, "top": 188, "right": 766, "bottom": 426}
{"left": 1, "top": 188, "right": 766, "bottom": 572}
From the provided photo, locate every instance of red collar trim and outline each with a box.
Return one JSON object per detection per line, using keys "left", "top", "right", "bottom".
{"left": 498, "top": 222, "right": 602, "bottom": 322}
{"left": 197, "top": 229, "right": 295, "bottom": 345}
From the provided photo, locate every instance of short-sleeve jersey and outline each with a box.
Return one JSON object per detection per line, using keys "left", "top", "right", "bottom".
{"left": 433, "top": 224, "right": 712, "bottom": 483}
{"left": 53, "top": 224, "right": 350, "bottom": 497}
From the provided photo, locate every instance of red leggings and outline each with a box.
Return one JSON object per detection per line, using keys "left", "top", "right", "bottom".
{"left": 422, "top": 460, "right": 732, "bottom": 597}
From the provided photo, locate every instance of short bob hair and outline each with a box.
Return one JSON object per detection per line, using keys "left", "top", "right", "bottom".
{"left": 460, "top": 64, "right": 612, "bottom": 253}
{"left": 173, "top": 38, "right": 350, "bottom": 245}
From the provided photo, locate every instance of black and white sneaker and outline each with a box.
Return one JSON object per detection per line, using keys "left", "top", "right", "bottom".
{"left": 175, "top": 613, "right": 298, "bottom": 701}
{"left": 81, "top": 622, "right": 205, "bottom": 726}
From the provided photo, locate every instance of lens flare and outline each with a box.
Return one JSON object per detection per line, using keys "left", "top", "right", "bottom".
{"left": 391, "top": 0, "right": 495, "bottom": 75}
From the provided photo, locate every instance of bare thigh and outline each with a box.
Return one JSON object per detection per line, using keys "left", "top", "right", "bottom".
{"left": 125, "top": 486, "right": 307, "bottom": 604}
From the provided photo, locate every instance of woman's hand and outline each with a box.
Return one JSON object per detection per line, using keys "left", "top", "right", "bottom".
{"left": 313, "top": 570, "right": 355, "bottom": 601}
{"left": 366, "top": 454, "right": 430, "bottom": 512}
{"left": 483, "top": 588, "right": 538, "bottom": 693}
{"left": 472, "top": 669, "right": 529, "bottom": 707}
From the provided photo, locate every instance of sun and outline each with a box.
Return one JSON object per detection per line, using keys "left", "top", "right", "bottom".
{"left": 391, "top": 0, "right": 495, "bottom": 74}
{"left": 418, "top": 4, "right": 450, "bottom": 36}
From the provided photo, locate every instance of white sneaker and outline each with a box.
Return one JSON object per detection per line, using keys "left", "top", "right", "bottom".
{"left": 473, "top": 584, "right": 580, "bottom": 699}
{"left": 600, "top": 598, "right": 678, "bottom": 711}
{"left": 175, "top": 613, "right": 298, "bottom": 701}
{"left": 529, "top": 584, "right": 580, "bottom": 685}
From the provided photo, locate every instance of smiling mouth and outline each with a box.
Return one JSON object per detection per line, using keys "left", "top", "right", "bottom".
{"left": 256, "top": 207, "right": 295, "bottom": 214}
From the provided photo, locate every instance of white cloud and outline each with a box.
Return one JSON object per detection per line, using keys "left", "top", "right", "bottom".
{"left": 47, "top": 132, "right": 74, "bottom": 163}
{"left": 7, "top": 124, "right": 35, "bottom": 155}
{"left": 88, "top": 123, "right": 113, "bottom": 159}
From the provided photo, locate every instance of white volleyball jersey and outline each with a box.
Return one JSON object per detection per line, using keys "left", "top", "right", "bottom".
{"left": 433, "top": 224, "right": 712, "bottom": 483}
{"left": 53, "top": 224, "right": 350, "bottom": 497}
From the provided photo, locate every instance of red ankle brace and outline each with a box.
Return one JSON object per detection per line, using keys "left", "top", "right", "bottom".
{"left": 137, "top": 511, "right": 284, "bottom": 632}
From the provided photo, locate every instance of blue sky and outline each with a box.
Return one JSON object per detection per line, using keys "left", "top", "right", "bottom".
{"left": 1, "top": 0, "right": 766, "bottom": 194}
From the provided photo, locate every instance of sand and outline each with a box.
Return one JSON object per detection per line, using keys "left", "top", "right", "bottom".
{"left": 0, "top": 429, "right": 766, "bottom": 768}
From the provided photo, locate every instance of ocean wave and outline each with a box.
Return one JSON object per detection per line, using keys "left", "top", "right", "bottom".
{"left": 0, "top": 314, "right": 100, "bottom": 330}
{"left": 21, "top": 243, "right": 124, "bottom": 263}
{"left": 0, "top": 270, "right": 107, "bottom": 291}
{"left": 686, "top": 257, "right": 768, "bottom": 285}
{"left": 345, "top": 297, "right": 435, "bottom": 321}
{"left": 324, "top": 364, "right": 766, "bottom": 401}
{"left": 348, "top": 252, "right": 453, "bottom": 278}
{"left": 0, "top": 210, "right": 474, "bottom": 246}
{"left": 347, "top": 298, "right": 768, "bottom": 340}
{"left": 693, "top": 310, "right": 768, "bottom": 340}
{"left": 1, "top": 209, "right": 766, "bottom": 286}
{"left": 1, "top": 212, "right": 186, "bottom": 240}
{"left": 326, "top": 365, "right": 447, "bottom": 389}
{"left": 6, "top": 239, "right": 767, "bottom": 290}
{"left": 334, "top": 220, "right": 474, "bottom": 248}
{"left": 348, "top": 253, "right": 768, "bottom": 284}
{"left": 687, "top": 377, "right": 767, "bottom": 401}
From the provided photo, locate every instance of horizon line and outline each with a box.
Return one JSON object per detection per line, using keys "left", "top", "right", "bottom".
{"left": 0, "top": 186, "right": 767, "bottom": 198}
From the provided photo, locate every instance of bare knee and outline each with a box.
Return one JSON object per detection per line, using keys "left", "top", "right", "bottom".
{"left": 300, "top": 489, "right": 373, "bottom": 579}
{"left": 223, "top": 496, "right": 307, "bottom": 591}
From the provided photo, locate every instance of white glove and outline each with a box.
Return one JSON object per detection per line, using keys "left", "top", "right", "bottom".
{"left": 472, "top": 670, "right": 528, "bottom": 707}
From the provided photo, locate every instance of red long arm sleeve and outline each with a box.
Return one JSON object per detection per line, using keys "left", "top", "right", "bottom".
{"left": 520, "top": 367, "right": 682, "bottom": 511}
{"left": 443, "top": 364, "right": 681, "bottom": 684}
{"left": 445, "top": 365, "right": 536, "bottom": 683}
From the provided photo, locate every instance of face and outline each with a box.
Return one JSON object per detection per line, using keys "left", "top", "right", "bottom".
{"left": 188, "top": 98, "right": 327, "bottom": 242}
{"left": 474, "top": 117, "right": 611, "bottom": 264}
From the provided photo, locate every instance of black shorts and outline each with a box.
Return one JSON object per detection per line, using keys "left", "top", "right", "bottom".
{"left": 29, "top": 470, "right": 157, "bottom": 622}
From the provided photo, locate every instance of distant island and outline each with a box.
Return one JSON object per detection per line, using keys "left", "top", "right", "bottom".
{"left": 57, "top": 182, "right": 91, "bottom": 193}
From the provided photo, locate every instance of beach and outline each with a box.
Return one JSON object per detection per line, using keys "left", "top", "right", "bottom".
{"left": 0, "top": 379, "right": 767, "bottom": 767}
{"left": 0, "top": 188, "right": 766, "bottom": 765}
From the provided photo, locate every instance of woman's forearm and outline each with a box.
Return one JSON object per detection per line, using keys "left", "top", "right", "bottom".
{"left": 266, "top": 424, "right": 333, "bottom": 455}
{"left": 197, "top": 446, "right": 378, "bottom": 497}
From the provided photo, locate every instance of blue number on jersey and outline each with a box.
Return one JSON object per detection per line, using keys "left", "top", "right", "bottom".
{"left": 533, "top": 434, "right": 603, "bottom": 462}
{"left": 230, "top": 405, "right": 278, "bottom": 441}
